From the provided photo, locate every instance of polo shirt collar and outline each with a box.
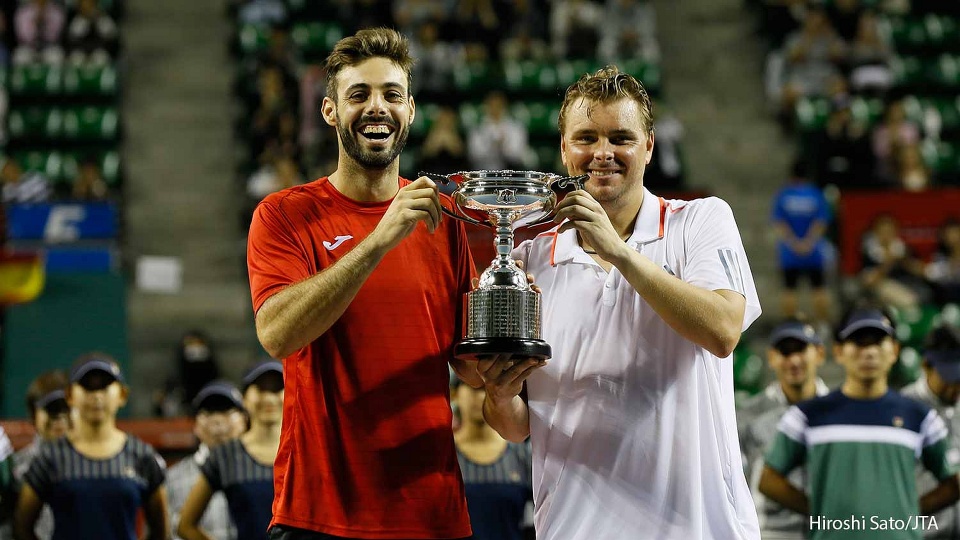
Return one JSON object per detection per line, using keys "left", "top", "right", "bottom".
{"left": 551, "top": 187, "right": 664, "bottom": 265}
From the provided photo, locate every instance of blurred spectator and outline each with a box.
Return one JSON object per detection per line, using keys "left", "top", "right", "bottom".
{"left": 154, "top": 330, "right": 222, "bottom": 417}
{"left": 860, "top": 214, "right": 931, "bottom": 310}
{"left": 452, "top": 379, "right": 534, "bottom": 540}
{"left": 824, "top": 0, "right": 863, "bottom": 41}
{"left": 901, "top": 323, "right": 960, "bottom": 539}
{"left": 815, "top": 96, "right": 873, "bottom": 187}
{"left": 450, "top": 0, "right": 502, "bottom": 60}
{"left": 6, "top": 370, "right": 69, "bottom": 540}
{"left": 70, "top": 156, "right": 109, "bottom": 201}
{"left": 780, "top": 9, "right": 847, "bottom": 114}
{"left": 599, "top": 0, "right": 660, "bottom": 63}
{"left": 1, "top": 158, "right": 51, "bottom": 204}
{"left": 392, "top": 0, "right": 446, "bottom": 35}
{"left": 0, "top": 427, "right": 13, "bottom": 539}
{"left": 772, "top": 162, "right": 833, "bottom": 323}
{"left": 500, "top": 28, "right": 550, "bottom": 63}
{"left": 927, "top": 220, "right": 960, "bottom": 305}
{"left": 893, "top": 142, "right": 931, "bottom": 192}
{"left": 419, "top": 107, "right": 468, "bottom": 180}
{"left": 249, "top": 67, "right": 296, "bottom": 161}
{"left": 168, "top": 381, "right": 247, "bottom": 540}
{"left": 260, "top": 111, "right": 300, "bottom": 164}
{"left": 847, "top": 12, "right": 893, "bottom": 93}
{"left": 409, "top": 21, "right": 460, "bottom": 101}
{"left": 500, "top": 0, "right": 549, "bottom": 54}
{"left": 872, "top": 99, "right": 921, "bottom": 183}
{"left": 247, "top": 156, "right": 302, "bottom": 203}
{"left": 644, "top": 103, "right": 684, "bottom": 190}
{"left": 550, "top": 0, "right": 603, "bottom": 59}
{"left": 333, "top": 0, "right": 395, "bottom": 31}
{"left": 758, "top": 0, "right": 808, "bottom": 48}
{"left": 13, "top": 0, "right": 66, "bottom": 65}
{"left": 65, "top": 0, "right": 118, "bottom": 66}
{"left": 738, "top": 320, "right": 828, "bottom": 540}
{"left": 0, "top": 12, "right": 11, "bottom": 68}
{"left": 467, "top": 91, "right": 533, "bottom": 171}
{"left": 237, "top": 0, "right": 287, "bottom": 26}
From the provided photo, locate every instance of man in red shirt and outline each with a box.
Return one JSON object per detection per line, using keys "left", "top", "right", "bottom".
{"left": 247, "top": 27, "right": 480, "bottom": 540}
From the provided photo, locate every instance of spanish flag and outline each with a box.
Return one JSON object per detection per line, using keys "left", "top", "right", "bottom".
{"left": 0, "top": 252, "right": 45, "bottom": 305}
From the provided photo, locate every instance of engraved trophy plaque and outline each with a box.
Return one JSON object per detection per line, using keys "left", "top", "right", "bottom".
{"left": 420, "top": 170, "right": 587, "bottom": 361}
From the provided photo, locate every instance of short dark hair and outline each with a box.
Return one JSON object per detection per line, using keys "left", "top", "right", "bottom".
{"left": 26, "top": 370, "right": 69, "bottom": 418}
{"left": 558, "top": 65, "right": 654, "bottom": 137}
{"left": 324, "top": 27, "right": 414, "bottom": 101}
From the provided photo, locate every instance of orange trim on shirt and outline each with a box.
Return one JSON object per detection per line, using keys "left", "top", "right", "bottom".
{"left": 541, "top": 231, "right": 559, "bottom": 266}
{"left": 658, "top": 197, "right": 667, "bottom": 238}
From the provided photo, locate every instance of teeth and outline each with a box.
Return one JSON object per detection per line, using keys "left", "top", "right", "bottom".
{"left": 362, "top": 125, "right": 391, "bottom": 134}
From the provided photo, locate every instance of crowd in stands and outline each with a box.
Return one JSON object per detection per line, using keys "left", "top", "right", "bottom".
{"left": 0, "top": 0, "right": 123, "bottom": 205}
{"left": 228, "top": 0, "right": 686, "bottom": 231}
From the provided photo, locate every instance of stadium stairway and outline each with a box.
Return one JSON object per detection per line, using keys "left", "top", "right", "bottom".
{"left": 123, "top": 0, "right": 259, "bottom": 415}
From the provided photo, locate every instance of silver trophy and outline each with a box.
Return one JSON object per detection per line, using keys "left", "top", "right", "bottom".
{"left": 420, "top": 170, "right": 587, "bottom": 361}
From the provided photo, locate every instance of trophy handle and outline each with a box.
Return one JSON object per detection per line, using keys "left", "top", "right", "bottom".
{"left": 522, "top": 174, "right": 590, "bottom": 229}
{"left": 418, "top": 171, "right": 489, "bottom": 228}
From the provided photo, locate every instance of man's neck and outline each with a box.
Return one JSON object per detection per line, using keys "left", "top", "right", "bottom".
{"left": 842, "top": 378, "right": 889, "bottom": 399}
{"left": 600, "top": 189, "right": 644, "bottom": 241}
{"left": 781, "top": 379, "right": 818, "bottom": 404}
{"left": 328, "top": 159, "right": 401, "bottom": 202}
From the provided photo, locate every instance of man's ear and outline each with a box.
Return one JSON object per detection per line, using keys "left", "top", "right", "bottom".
{"left": 644, "top": 131, "right": 655, "bottom": 165}
{"left": 321, "top": 96, "right": 337, "bottom": 127}
{"left": 409, "top": 94, "right": 416, "bottom": 125}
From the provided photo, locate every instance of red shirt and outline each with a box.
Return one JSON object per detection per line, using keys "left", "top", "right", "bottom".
{"left": 247, "top": 177, "right": 474, "bottom": 538}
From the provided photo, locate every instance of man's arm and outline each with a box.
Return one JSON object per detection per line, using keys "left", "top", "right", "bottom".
{"left": 920, "top": 474, "right": 960, "bottom": 515}
{"left": 143, "top": 487, "right": 171, "bottom": 540}
{"left": 758, "top": 465, "right": 809, "bottom": 515}
{"left": 254, "top": 178, "right": 442, "bottom": 358}
{"left": 13, "top": 483, "right": 42, "bottom": 540}
{"left": 554, "top": 192, "right": 746, "bottom": 358}
{"left": 478, "top": 357, "right": 544, "bottom": 442}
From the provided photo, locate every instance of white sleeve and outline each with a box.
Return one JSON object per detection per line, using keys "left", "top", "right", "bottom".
{"left": 682, "top": 197, "right": 762, "bottom": 331}
{"left": 511, "top": 239, "right": 533, "bottom": 268}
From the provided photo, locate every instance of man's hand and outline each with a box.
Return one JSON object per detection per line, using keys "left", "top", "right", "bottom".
{"left": 554, "top": 190, "right": 627, "bottom": 260}
{"left": 369, "top": 177, "right": 442, "bottom": 251}
{"left": 477, "top": 356, "right": 545, "bottom": 404}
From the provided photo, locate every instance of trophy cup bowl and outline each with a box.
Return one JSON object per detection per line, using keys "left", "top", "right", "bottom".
{"left": 419, "top": 170, "right": 587, "bottom": 361}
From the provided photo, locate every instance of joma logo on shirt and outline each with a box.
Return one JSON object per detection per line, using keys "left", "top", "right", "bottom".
{"left": 323, "top": 235, "right": 353, "bottom": 251}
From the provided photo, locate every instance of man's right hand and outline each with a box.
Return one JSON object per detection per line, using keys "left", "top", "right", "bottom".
{"left": 369, "top": 177, "right": 442, "bottom": 251}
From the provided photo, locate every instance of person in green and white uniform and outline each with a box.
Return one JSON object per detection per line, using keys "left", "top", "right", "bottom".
{"left": 760, "top": 307, "right": 960, "bottom": 540}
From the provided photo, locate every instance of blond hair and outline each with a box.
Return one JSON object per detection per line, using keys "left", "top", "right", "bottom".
{"left": 558, "top": 65, "right": 654, "bottom": 136}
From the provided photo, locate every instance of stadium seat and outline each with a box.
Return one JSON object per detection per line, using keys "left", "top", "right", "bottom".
{"left": 9, "top": 63, "right": 64, "bottom": 98}
{"left": 12, "top": 150, "right": 65, "bottom": 184}
{"left": 62, "top": 107, "right": 120, "bottom": 142}
{"left": 62, "top": 151, "right": 122, "bottom": 187}
{"left": 237, "top": 23, "right": 271, "bottom": 57}
{"left": 7, "top": 107, "right": 64, "bottom": 142}
{"left": 733, "top": 345, "right": 764, "bottom": 395}
{"left": 63, "top": 64, "right": 120, "bottom": 100}
{"left": 291, "top": 22, "right": 343, "bottom": 62}
{"left": 452, "top": 62, "right": 500, "bottom": 94}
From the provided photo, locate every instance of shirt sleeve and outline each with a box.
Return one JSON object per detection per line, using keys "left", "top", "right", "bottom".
{"left": 919, "top": 409, "right": 956, "bottom": 481}
{"left": 247, "top": 200, "right": 312, "bottom": 313}
{"left": 770, "top": 191, "right": 786, "bottom": 224}
{"left": 141, "top": 445, "right": 167, "bottom": 497}
{"left": 682, "top": 197, "right": 762, "bottom": 331}
{"left": 199, "top": 448, "right": 224, "bottom": 492}
{"left": 764, "top": 406, "right": 808, "bottom": 475}
{"left": 22, "top": 444, "right": 55, "bottom": 501}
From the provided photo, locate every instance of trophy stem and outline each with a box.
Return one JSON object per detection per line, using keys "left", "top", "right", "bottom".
{"left": 493, "top": 213, "right": 515, "bottom": 265}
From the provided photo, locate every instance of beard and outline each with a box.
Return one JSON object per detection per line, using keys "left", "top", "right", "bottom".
{"left": 338, "top": 115, "right": 410, "bottom": 170}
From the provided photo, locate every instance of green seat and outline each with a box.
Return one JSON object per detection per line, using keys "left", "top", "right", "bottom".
{"left": 458, "top": 102, "right": 483, "bottom": 131}
{"left": 237, "top": 24, "right": 271, "bottom": 57}
{"left": 62, "top": 151, "right": 122, "bottom": 187}
{"left": 409, "top": 103, "right": 441, "bottom": 139}
{"left": 63, "top": 64, "right": 119, "bottom": 99}
{"left": 619, "top": 59, "right": 662, "bottom": 96}
{"left": 794, "top": 97, "right": 831, "bottom": 132}
{"left": 62, "top": 107, "right": 120, "bottom": 142}
{"left": 733, "top": 346, "right": 764, "bottom": 395}
{"left": 511, "top": 101, "right": 558, "bottom": 137}
{"left": 291, "top": 22, "right": 342, "bottom": 61}
{"left": 452, "top": 62, "right": 499, "bottom": 94}
{"left": 890, "top": 56, "right": 926, "bottom": 89}
{"left": 533, "top": 144, "right": 561, "bottom": 172}
{"left": 890, "top": 347, "right": 923, "bottom": 387}
{"left": 883, "top": 17, "right": 930, "bottom": 52}
{"left": 930, "top": 55, "right": 960, "bottom": 89}
{"left": 921, "top": 140, "right": 960, "bottom": 177}
{"left": 12, "top": 150, "right": 65, "bottom": 184}
{"left": 9, "top": 63, "right": 63, "bottom": 97}
{"left": 7, "top": 107, "right": 64, "bottom": 141}
{"left": 503, "top": 60, "right": 559, "bottom": 96}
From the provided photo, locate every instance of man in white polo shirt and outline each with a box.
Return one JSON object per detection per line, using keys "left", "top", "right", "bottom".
{"left": 478, "top": 65, "right": 762, "bottom": 540}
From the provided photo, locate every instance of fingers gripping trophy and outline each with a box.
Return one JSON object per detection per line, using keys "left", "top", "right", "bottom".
{"left": 420, "top": 170, "right": 587, "bottom": 361}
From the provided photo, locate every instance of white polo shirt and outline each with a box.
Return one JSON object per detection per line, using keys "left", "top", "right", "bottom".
{"left": 514, "top": 188, "right": 762, "bottom": 540}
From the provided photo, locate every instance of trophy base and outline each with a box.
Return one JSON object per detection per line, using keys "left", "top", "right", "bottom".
{"left": 454, "top": 337, "right": 551, "bottom": 361}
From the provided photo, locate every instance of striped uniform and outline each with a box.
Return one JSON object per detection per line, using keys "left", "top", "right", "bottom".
{"left": 766, "top": 390, "right": 955, "bottom": 540}
{"left": 167, "top": 445, "right": 236, "bottom": 540}
{"left": 23, "top": 436, "right": 165, "bottom": 540}
{"left": 199, "top": 439, "right": 273, "bottom": 540}
{"left": 457, "top": 442, "right": 533, "bottom": 540}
